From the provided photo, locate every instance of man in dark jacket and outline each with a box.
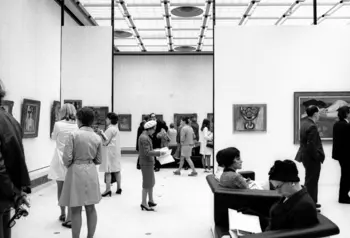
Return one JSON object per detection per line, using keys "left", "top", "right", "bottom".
{"left": 0, "top": 81, "right": 31, "bottom": 238}
{"left": 332, "top": 106, "right": 350, "bottom": 204}
{"left": 296, "top": 105, "right": 325, "bottom": 208}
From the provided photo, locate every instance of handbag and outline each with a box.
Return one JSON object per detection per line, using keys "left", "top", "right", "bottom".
{"left": 104, "top": 172, "right": 117, "bottom": 184}
{"left": 206, "top": 141, "right": 213, "bottom": 148}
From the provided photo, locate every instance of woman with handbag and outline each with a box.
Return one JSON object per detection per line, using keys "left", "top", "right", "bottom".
{"left": 59, "top": 107, "right": 102, "bottom": 238}
{"left": 98, "top": 112, "right": 122, "bottom": 197}
{"left": 199, "top": 119, "right": 213, "bottom": 172}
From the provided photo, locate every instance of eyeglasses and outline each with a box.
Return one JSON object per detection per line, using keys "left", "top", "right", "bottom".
{"left": 274, "top": 182, "right": 285, "bottom": 190}
{"left": 8, "top": 207, "right": 29, "bottom": 228}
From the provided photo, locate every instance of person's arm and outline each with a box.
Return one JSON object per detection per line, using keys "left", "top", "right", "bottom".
{"left": 305, "top": 125, "right": 320, "bottom": 161}
{"left": 93, "top": 139, "right": 102, "bottom": 165}
{"left": 203, "top": 127, "right": 211, "bottom": 140}
{"left": 101, "top": 127, "right": 114, "bottom": 146}
{"left": 180, "top": 127, "right": 186, "bottom": 145}
{"left": 139, "top": 136, "right": 161, "bottom": 158}
{"left": 62, "top": 133, "right": 74, "bottom": 167}
{"left": 232, "top": 174, "right": 249, "bottom": 189}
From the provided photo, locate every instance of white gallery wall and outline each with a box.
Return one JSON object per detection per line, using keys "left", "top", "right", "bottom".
{"left": 215, "top": 26, "right": 350, "bottom": 186}
{"left": 114, "top": 55, "right": 213, "bottom": 149}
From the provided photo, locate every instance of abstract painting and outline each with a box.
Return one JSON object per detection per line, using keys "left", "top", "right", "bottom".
{"left": 233, "top": 104, "right": 267, "bottom": 132}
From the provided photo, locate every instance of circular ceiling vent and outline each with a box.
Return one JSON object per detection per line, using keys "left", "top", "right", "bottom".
{"left": 171, "top": 6, "right": 203, "bottom": 17}
{"left": 174, "top": 46, "right": 196, "bottom": 52}
{"left": 114, "top": 30, "right": 132, "bottom": 38}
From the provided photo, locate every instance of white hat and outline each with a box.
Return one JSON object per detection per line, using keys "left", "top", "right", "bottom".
{"left": 144, "top": 120, "right": 157, "bottom": 129}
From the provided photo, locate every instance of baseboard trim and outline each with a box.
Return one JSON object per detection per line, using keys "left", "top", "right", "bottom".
{"left": 30, "top": 174, "right": 51, "bottom": 189}
{"left": 121, "top": 149, "right": 138, "bottom": 155}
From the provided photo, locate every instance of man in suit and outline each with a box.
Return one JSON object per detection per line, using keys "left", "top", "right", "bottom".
{"left": 296, "top": 105, "right": 325, "bottom": 208}
{"left": 332, "top": 106, "right": 350, "bottom": 204}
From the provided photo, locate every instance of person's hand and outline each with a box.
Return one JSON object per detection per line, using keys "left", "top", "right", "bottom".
{"left": 160, "top": 151, "right": 166, "bottom": 156}
{"left": 15, "top": 192, "right": 30, "bottom": 209}
{"left": 245, "top": 178, "right": 251, "bottom": 183}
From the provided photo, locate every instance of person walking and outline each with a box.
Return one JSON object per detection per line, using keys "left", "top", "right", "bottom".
{"left": 295, "top": 105, "right": 325, "bottom": 209}
{"left": 138, "top": 120, "right": 166, "bottom": 211}
{"left": 167, "top": 123, "right": 177, "bottom": 156}
{"left": 199, "top": 119, "right": 213, "bottom": 172}
{"left": 59, "top": 107, "right": 102, "bottom": 238}
{"left": 332, "top": 106, "right": 350, "bottom": 204}
{"left": 98, "top": 112, "right": 122, "bottom": 197}
{"left": 48, "top": 103, "right": 78, "bottom": 228}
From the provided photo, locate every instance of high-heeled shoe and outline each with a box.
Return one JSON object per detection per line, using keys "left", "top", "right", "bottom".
{"left": 101, "top": 191, "right": 112, "bottom": 197}
{"left": 148, "top": 201, "right": 157, "bottom": 207}
{"left": 116, "top": 189, "right": 122, "bottom": 194}
{"left": 140, "top": 204, "right": 154, "bottom": 211}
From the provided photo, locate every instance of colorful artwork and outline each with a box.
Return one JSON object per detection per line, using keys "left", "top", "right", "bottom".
{"left": 50, "top": 101, "right": 61, "bottom": 137}
{"left": 1, "top": 100, "right": 14, "bottom": 115}
{"left": 21, "top": 99, "right": 41, "bottom": 138}
{"left": 233, "top": 104, "right": 267, "bottom": 132}
{"left": 118, "top": 114, "right": 132, "bottom": 131}
{"left": 63, "top": 100, "right": 82, "bottom": 111}
{"left": 294, "top": 92, "right": 350, "bottom": 143}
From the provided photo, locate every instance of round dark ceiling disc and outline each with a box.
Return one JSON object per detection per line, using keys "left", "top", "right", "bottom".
{"left": 171, "top": 6, "right": 204, "bottom": 17}
{"left": 174, "top": 46, "right": 196, "bottom": 52}
{"left": 114, "top": 30, "right": 133, "bottom": 38}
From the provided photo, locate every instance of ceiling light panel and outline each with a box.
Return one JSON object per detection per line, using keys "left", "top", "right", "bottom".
{"left": 216, "top": 0, "right": 251, "bottom": 4}
{"left": 332, "top": 5, "right": 350, "bottom": 16}
{"left": 134, "top": 30, "right": 167, "bottom": 38}
{"left": 172, "top": 0, "right": 208, "bottom": 4}
{"left": 203, "top": 38, "right": 213, "bottom": 45}
{"left": 172, "top": 30, "right": 203, "bottom": 38}
{"left": 84, "top": 7, "right": 112, "bottom": 18}
{"left": 174, "top": 39, "right": 198, "bottom": 45}
{"left": 81, "top": 0, "right": 110, "bottom": 4}
{"left": 114, "top": 39, "right": 137, "bottom": 46}
{"left": 245, "top": 19, "right": 278, "bottom": 25}
{"left": 126, "top": 6, "right": 164, "bottom": 18}
{"left": 143, "top": 46, "right": 170, "bottom": 51}
{"left": 118, "top": 0, "right": 160, "bottom": 4}
{"left": 172, "top": 19, "right": 202, "bottom": 29}
{"left": 283, "top": 19, "right": 314, "bottom": 25}
{"left": 252, "top": 6, "right": 293, "bottom": 17}
{"left": 116, "top": 46, "right": 143, "bottom": 52}
{"left": 142, "top": 39, "right": 168, "bottom": 45}
{"left": 202, "top": 45, "right": 213, "bottom": 51}
{"left": 215, "top": 6, "right": 247, "bottom": 18}
{"left": 215, "top": 19, "right": 240, "bottom": 25}
{"left": 133, "top": 19, "right": 164, "bottom": 28}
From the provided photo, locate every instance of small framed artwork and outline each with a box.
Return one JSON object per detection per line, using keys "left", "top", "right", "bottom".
{"left": 173, "top": 113, "right": 197, "bottom": 128}
{"left": 63, "top": 100, "right": 82, "bottom": 111}
{"left": 141, "top": 114, "right": 163, "bottom": 122}
{"left": 118, "top": 114, "right": 132, "bottom": 131}
{"left": 21, "top": 99, "right": 41, "bottom": 138}
{"left": 207, "top": 113, "right": 214, "bottom": 129}
{"left": 87, "top": 106, "right": 109, "bottom": 130}
{"left": 233, "top": 104, "right": 267, "bottom": 132}
{"left": 1, "top": 100, "right": 14, "bottom": 115}
{"left": 50, "top": 101, "right": 61, "bottom": 136}
{"left": 294, "top": 91, "right": 350, "bottom": 143}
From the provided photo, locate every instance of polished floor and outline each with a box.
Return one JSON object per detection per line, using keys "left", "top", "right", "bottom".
{"left": 12, "top": 155, "right": 350, "bottom": 238}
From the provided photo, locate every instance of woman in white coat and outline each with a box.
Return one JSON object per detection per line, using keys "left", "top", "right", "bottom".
{"left": 48, "top": 103, "right": 78, "bottom": 227}
{"left": 98, "top": 112, "right": 122, "bottom": 196}
{"left": 199, "top": 119, "right": 213, "bottom": 172}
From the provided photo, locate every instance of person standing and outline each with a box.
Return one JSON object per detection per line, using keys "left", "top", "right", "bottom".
{"left": 173, "top": 117, "right": 198, "bottom": 176}
{"left": 48, "top": 103, "right": 78, "bottom": 228}
{"left": 199, "top": 119, "right": 213, "bottom": 172}
{"left": 59, "top": 107, "right": 102, "bottom": 238}
{"left": 296, "top": 105, "right": 325, "bottom": 208}
{"left": 0, "top": 81, "right": 31, "bottom": 238}
{"left": 167, "top": 123, "right": 177, "bottom": 156}
{"left": 138, "top": 120, "right": 166, "bottom": 211}
{"left": 332, "top": 106, "right": 350, "bottom": 204}
{"left": 149, "top": 113, "right": 161, "bottom": 171}
{"left": 98, "top": 113, "right": 122, "bottom": 197}
{"left": 136, "top": 116, "right": 149, "bottom": 170}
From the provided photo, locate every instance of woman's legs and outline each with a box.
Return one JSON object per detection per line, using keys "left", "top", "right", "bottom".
{"left": 201, "top": 154, "right": 207, "bottom": 171}
{"left": 56, "top": 181, "right": 66, "bottom": 217}
{"left": 142, "top": 188, "right": 149, "bottom": 206}
{"left": 176, "top": 157, "right": 185, "bottom": 172}
{"left": 104, "top": 173, "right": 111, "bottom": 193}
{"left": 71, "top": 206, "right": 82, "bottom": 238}
{"left": 85, "top": 205, "right": 97, "bottom": 238}
{"left": 148, "top": 188, "right": 154, "bottom": 203}
{"left": 205, "top": 155, "right": 211, "bottom": 171}
{"left": 115, "top": 172, "right": 121, "bottom": 191}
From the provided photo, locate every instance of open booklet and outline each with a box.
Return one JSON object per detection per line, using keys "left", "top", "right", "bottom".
{"left": 154, "top": 147, "right": 174, "bottom": 165}
{"left": 228, "top": 208, "right": 262, "bottom": 237}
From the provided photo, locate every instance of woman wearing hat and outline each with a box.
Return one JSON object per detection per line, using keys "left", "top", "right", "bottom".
{"left": 138, "top": 120, "right": 166, "bottom": 211}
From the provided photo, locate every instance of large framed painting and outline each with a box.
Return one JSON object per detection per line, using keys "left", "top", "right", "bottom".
{"left": 173, "top": 113, "right": 197, "bottom": 128}
{"left": 141, "top": 114, "right": 163, "bottom": 122}
{"left": 21, "top": 99, "right": 41, "bottom": 138}
{"left": 233, "top": 104, "right": 267, "bottom": 132}
{"left": 294, "top": 91, "right": 350, "bottom": 144}
{"left": 63, "top": 99, "right": 82, "bottom": 111}
{"left": 118, "top": 114, "right": 132, "bottom": 131}
{"left": 87, "top": 106, "right": 109, "bottom": 131}
{"left": 1, "top": 100, "right": 14, "bottom": 115}
{"left": 50, "top": 101, "right": 61, "bottom": 136}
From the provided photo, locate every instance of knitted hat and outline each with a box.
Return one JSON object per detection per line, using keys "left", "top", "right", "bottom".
{"left": 268, "top": 160, "right": 300, "bottom": 182}
{"left": 144, "top": 120, "right": 157, "bottom": 129}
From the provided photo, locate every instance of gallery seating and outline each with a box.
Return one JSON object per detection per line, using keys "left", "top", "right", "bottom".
{"left": 206, "top": 174, "right": 340, "bottom": 238}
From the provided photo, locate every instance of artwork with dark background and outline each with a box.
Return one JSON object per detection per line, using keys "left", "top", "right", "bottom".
{"left": 1, "top": 100, "right": 14, "bottom": 115}
{"left": 50, "top": 101, "right": 61, "bottom": 137}
{"left": 21, "top": 99, "right": 41, "bottom": 138}
{"left": 207, "top": 113, "right": 214, "bottom": 129}
{"left": 294, "top": 91, "right": 350, "bottom": 143}
{"left": 173, "top": 113, "right": 197, "bottom": 128}
{"left": 142, "top": 114, "right": 163, "bottom": 122}
{"left": 233, "top": 104, "right": 267, "bottom": 132}
{"left": 118, "top": 114, "right": 132, "bottom": 131}
{"left": 63, "top": 99, "right": 82, "bottom": 111}
{"left": 87, "top": 106, "right": 109, "bottom": 130}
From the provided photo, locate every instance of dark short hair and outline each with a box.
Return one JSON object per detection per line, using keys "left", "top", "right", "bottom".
{"left": 268, "top": 160, "right": 300, "bottom": 182}
{"left": 76, "top": 107, "right": 95, "bottom": 126}
{"left": 181, "top": 117, "right": 190, "bottom": 124}
{"left": 144, "top": 115, "right": 150, "bottom": 121}
{"left": 201, "top": 119, "right": 210, "bottom": 131}
{"left": 107, "top": 112, "right": 118, "bottom": 125}
{"left": 337, "top": 106, "right": 350, "bottom": 120}
{"left": 216, "top": 147, "right": 240, "bottom": 168}
{"left": 170, "top": 123, "right": 174, "bottom": 128}
{"left": 306, "top": 105, "right": 319, "bottom": 117}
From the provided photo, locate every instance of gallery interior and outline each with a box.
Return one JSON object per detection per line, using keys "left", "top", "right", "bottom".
{"left": 1, "top": 0, "right": 350, "bottom": 237}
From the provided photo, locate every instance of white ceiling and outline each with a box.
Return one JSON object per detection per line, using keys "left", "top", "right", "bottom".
{"left": 79, "top": 0, "right": 350, "bottom": 52}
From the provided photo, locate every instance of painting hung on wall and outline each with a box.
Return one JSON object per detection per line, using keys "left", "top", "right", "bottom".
{"left": 233, "top": 104, "right": 267, "bottom": 132}
{"left": 21, "top": 99, "right": 41, "bottom": 138}
{"left": 1, "top": 100, "right": 14, "bottom": 115}
{"left": 141, "top": 114, "right": 163, "bottom": 122}
{"left": 50, "top": 101, "right": 61, "bottom": 137}
{"left": 173, "top": 113, "right": 197, "bottom": 128}
{"left": 207, "top": 113, "right": 214, "bottom": 129}
{"left": 294, "top": 91, "right": 350, "bottom": 143}
{"left": 63, "top": 99, "right": 82, "bottom": 111}
{"left": 87, "top": 106, "right": 109, "bottom": 131}
{"left": 118, "top": 114, "right": 132, "bottom": 131}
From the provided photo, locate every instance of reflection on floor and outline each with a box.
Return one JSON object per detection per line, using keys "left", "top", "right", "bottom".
{"left": 12, "top": 155, "right": 350, "bottom": 238}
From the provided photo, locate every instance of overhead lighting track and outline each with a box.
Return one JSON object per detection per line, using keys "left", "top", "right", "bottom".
{"left": 275, "top": 0, "right": 305, "bottom": 26}
{"left": 239, "top": 0, "right": 261, "bottom": 25}
{"left": 161, "top": 0, "right": 174, "bottom": 52}
{"left": 316, "top": 0, "right": 350, "bottom": 24}
{"left": 196, "top": 0, "right": 212, "bottom": 52}
{"left": 117, "top": 0, "right": 146, "bottom": 52}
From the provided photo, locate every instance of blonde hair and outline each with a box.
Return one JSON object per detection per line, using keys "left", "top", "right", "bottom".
{"left": 60, "top": 103, "right": 76, "bottom": 121}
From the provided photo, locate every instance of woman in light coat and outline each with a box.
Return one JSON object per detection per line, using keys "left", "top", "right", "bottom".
{"left": 199, "top": 119, "right": 213, "bottom": 172}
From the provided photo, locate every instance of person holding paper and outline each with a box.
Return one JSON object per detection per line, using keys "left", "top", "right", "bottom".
{"left": 138, "top": 120, "right": 166, "bottom": 211}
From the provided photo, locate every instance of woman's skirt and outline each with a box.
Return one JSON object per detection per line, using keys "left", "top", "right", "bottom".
{"left": 140, "top": 165, "right": 155, "bottom": 189}
{"left": 181, "top": 145, "right": 193, "bottom": 157}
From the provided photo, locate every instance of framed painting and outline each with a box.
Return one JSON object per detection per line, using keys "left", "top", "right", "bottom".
{"left": 50, "top": 101, "right": 61, "bottom": 136}
{"left": 21, "top": 99, "right": 41, "bottom": 138}
{"left": 173, "top": 113, "right": 197, "bottom": 128}
{"left": 233, "top": 104, "right": 267, "bottom": 132}
{"left": 294, "top": 91, "right": 350, "bottom": 144}
{"left": 207, "top": 113, "right": 214, "bottom": 129}
{"left": 1, "top": 100, "right": 14, "bottom": 115}
{"left": 63, "top": 99, "right": 82, "bottom": 111}
{"left": 141, "top": 114, "right": 163, "bottom": 122}
{"left": 118, "top": 114, "right": 132, "bottom": 131}
{"left": 87, "top": 106, "right": 109, "bottom": 131}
